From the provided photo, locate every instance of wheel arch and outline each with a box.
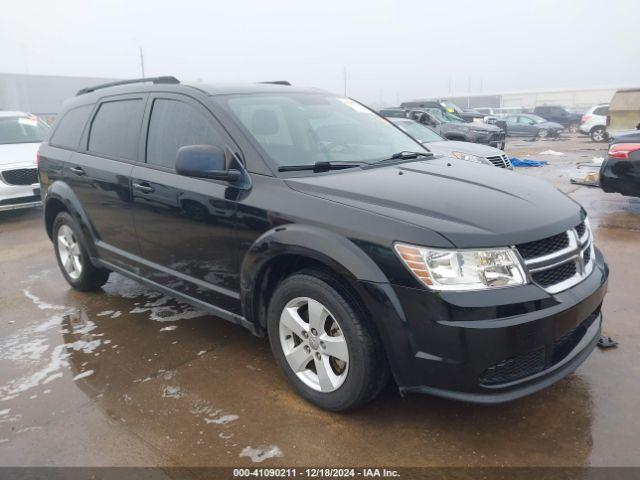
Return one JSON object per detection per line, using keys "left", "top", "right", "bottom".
{"left": 240, "top": 224, "right": 389, "bottom": 333}
{"left": 44, "top": 181, "right": 97, "bottom": 257}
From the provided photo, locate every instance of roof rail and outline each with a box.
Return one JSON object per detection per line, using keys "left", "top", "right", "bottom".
{"left": 258, "top": 80, "right": 291, "bottom": 86}
{"left": 76, "top": 76, "right": 180, "bottom": 96}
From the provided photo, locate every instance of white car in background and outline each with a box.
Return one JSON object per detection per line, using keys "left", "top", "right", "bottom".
{"left": 0, "top": 111, "right": 50, "bottom": 212}
{"left": 579, "top": 104, "right": 609, "bottom": 142}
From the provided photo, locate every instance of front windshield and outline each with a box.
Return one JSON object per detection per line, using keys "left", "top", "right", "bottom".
{"left": 393, "top": 120, "right": 444, "bottom": 143}
{"left": 0, "top": 116, "right": 50, "bottom": 144}
{"left": 222, "top": 93, "right": 427, "bottom": 168}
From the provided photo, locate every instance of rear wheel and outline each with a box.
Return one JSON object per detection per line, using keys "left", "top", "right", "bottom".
{"left": 53, "top": 212, "right": 110, "bottom": 291}
{"left": 267, "top": 271, "right": 389, "bottom": 411}
{"left": 590, "top": 126, "right": 606, "bottom": 142}
{"left": 569, "top": 123, "right": 579, "bottom": 134}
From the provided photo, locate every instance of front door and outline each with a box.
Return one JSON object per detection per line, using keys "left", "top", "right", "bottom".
{"left": 130, "top": 94, "right": 241, "bottom": 313}
{"left": 67, "top": 95, "right": 147, "bottom": 270}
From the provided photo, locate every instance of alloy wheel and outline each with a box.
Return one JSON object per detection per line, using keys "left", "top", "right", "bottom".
{"left": 279, "top": 297, "right": 349, "bottom": 392}
{"left": 538, "top": 128, "right": 548, "bottom": 138}
{"left": 592, "top": 128, "right": 605, "bottom": 142}
{"left": 57, "top": 224, "right": 83, "bottom": 280}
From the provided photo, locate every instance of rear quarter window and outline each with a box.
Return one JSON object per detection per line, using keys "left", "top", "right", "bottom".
{"left": 88, "top": 99, "right": 145, "bottom": 160}
{"left": 49, "top": 105, "right": 93, "bottom": 150}
{"left": 593, "top": 106, "right": 609, "bottom": 116}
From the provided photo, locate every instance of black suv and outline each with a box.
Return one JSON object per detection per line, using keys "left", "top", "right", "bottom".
{"left": 533, "top": 106, "right": 582, "bottom": 133}
{"left": 39, "top": 77, "right": 608, "bottom": 411}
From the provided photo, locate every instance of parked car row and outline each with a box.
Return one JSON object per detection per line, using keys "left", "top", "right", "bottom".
{"left": 379, "top": 107, "right": 506, "bottom": 149}
{"left": 36, "top": 77, "right": 608, "bottom": 411}
{"left": 387, "top": 117, "right": 512, "bottom": 169}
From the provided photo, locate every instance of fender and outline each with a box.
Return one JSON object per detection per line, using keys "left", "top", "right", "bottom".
{"left": 240, "top": 224, "right": 414, "bottom": 384}
{"left": 241, "top": 223, "right": 392, "bottom": 324}
{"left": 44, "top": 180, "right": 100, "bottom": 260}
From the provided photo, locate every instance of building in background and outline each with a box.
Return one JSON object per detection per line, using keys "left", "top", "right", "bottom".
{"left": 444, "top": 86, "right": 628, "bottom": 111}
{"left": 0, "top": 72, "right": 116, "bottom": 123}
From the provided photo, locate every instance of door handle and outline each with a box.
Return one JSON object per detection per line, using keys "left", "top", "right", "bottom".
{"left": 70, "top": 166, "right": 85, "bottom": 176}
{"left": 133, "top": 182, "right": 155, "bottom": 194}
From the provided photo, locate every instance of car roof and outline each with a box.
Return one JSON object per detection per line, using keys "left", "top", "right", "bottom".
{"left": 62, "top": 79, "right": 331, "bottom": 111}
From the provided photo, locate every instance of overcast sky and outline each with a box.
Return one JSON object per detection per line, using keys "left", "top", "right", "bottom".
{"left": 1, "top": 0, "right": 638, "bottom": 105}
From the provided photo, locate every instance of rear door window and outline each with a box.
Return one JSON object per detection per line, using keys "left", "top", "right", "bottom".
{"left": 50, "top": 105, "right": 93, "bottom": 149}
{"left": 88, "top": 99, "right": 145, "bottom": 160}
{"left": 146, "top": 98, "right": 222, "bottom": 170}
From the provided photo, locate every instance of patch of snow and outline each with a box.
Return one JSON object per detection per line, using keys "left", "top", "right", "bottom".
{"left": 96, "top": 310, "right": 114, "bottom": 317}
{"left": 162, "top": 386, "right": 183, "bottom": 399}
{"left": 73, "top": 370, "right": 95, "bottom": 381}
{"left": 539, "top": 149, "right": 564, "bottom": 156}
{"left": 159, "top": 325, "right": 177, "bottom": 332}
{"left": 22, "top": 289, "right": 68, "bottom": 311}
{"left": 239, "top": 445, "right": 283, "bottom": 463}
{"left": 205, "top": 414, "right": 238, "bottom": 425}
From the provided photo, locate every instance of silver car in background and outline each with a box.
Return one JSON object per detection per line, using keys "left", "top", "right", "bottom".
{"left": 0, "top": 111, "right": 50, "bottom": 212}
{"left": 387, "top": 117, "right": 513, "bottom": 169}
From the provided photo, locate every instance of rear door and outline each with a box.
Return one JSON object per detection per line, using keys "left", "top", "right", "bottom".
{"left": 67, "top": 94, "right": 146, "bottom": 269}
{"left": 130, "top": 93, "right": 241, "bottom": 313}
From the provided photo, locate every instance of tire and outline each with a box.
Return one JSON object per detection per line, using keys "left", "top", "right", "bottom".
{"left": 267, "top": 270, "right": 389, "bottom": 411}
{"left": 569, "top": 123, "right": 578, "bottom": 134}
{"left": 590, "top": 126, "right": 607, "bottom": 142}
{"left": 53, "top": 211, "right": 110, "bottom": 291}
{"left": 537, "top": 128, "right": 548, "bottom": 139}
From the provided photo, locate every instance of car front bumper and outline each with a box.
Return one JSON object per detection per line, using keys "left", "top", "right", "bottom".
{"left": 472, "top": 131, "right": 506, "bottom": 149}
{"left": 357, "top": 248, "right": 608, "bottom": 404}
{"left": 0, "top": 180, "right": 41, "bottom": 211}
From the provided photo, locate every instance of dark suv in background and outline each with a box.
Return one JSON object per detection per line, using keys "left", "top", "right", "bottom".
{"left": 38, "top": 77, "right": 608, "bottom": 411}
{"left": 533, "top": 105, "right": 582, "bottom": 133}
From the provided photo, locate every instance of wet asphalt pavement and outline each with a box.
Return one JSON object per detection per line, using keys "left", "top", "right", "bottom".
{"left": 1, "top": 134, "right": 639, "bottom": 469}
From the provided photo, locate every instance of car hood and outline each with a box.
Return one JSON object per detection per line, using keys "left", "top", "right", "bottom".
{"left": 425, "top": 140, "right": 504, "bottom": 158}
{"left": 0, "top": 142, "right": 40, "bottom": 169}
{"left": 285, "top": 159, "right": 582, "bottom": 248}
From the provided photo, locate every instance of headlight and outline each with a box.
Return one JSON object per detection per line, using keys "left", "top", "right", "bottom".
{"left": 451, "top": 151, "right": 486, "bottom": 164}
{"left": 394, "top": 243, "right": 527, "bottom": 291}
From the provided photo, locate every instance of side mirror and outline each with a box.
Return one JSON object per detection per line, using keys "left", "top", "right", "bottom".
{"left": 176, "top": 145, "right": 242, "bottom": 183}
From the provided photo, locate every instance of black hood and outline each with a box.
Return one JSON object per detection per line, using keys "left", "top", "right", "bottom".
{"left": 285, "top": 159, "right": 583, "bottom": 248}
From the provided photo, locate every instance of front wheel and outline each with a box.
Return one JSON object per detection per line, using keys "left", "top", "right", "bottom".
{"left": 267, "top": 271, "right": 389, "bottom": 411}
{"left": 590, "top": 126, "right": 607, "bottom": 142}
{"left": 537, "top": 128, "right": 548, "bottom": 138}
{"left": 53, "top": 212, "right": 110, "bottom": 291}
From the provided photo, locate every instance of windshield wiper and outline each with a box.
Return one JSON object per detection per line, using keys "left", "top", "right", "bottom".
{"left": 377, "top": 151, "right": 434, "bottom": 163}
{"left": 278, "top": 161, "right": 365, "bottom": 173}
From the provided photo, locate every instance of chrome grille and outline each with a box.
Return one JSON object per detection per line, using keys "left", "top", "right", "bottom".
{"left": 518, "top": 219, "right": 594, "bottom": 294}
{"left": 486, "top": 154, "right": 512, "bottom": 169}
